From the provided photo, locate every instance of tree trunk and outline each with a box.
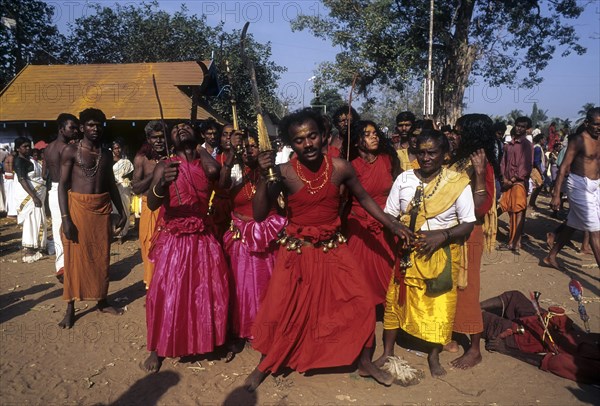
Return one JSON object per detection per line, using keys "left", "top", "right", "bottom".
{"left": 436, "top": 0, "right": 476, "bottom": 126}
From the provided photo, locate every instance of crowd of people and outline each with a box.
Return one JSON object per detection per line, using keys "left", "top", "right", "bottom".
{"left": 0, "top": 105, "right": 598, "bottom": 389}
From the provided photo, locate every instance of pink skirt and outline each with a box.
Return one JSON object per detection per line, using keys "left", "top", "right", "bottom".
{"left": 223, "top": 214, "right": 286, "bottom": 338}
{"left": 146, "top": 218, "right": 229, "bottom": 358}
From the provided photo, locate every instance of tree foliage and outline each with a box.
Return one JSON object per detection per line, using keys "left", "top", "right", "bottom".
{"left": 0, "top": 0, "right": 64, "bottom": 88}
{"left": 576, "top": 102, "right": 597, "bottom": 124}
{"left": 310, "top": 87, "right": 345, "bottom": 115}
{"left": 293, "top": 0, "right": 586, "bottom": 124}
{"left": 530, "top": 102, "right": 548, "bottom": 128}
{"left": 60, "top": 2, "right": 285, "bottom": 128}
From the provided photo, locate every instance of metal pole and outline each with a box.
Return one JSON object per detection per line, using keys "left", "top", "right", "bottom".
{"left": 424, "top": 0, "right": 434, "bottom": 118}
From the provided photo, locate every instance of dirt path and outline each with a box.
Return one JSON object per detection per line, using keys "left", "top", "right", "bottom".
{"left": 1, "top": 195, "right": 598, "bottom": 405}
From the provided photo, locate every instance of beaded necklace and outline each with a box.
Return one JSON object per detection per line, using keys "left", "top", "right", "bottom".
{"left": 295, "top": 155, "right": 330, "bottom": 195}
{"left": 416, "top": 169, "right": 443, "bottom": 200}
{"left": 76, "top": 140, "right": 102, "bottom": 178}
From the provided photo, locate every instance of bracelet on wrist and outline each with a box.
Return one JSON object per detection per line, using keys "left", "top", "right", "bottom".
{"left": 474, "top": 188, "right": 486, "bottom": 195}
{"left": 152, "top": 184, "right": 165, "bottom": 199}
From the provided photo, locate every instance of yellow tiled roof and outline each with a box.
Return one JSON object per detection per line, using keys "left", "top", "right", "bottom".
{"left": 0, "top": 62, "right": 218, "bottom": 121}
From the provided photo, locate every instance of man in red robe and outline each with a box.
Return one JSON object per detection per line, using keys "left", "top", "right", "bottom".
{"left": 244, "top": 108, "right": 412, "bottom": 391}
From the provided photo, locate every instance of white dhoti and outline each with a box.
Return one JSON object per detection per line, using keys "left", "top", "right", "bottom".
{"left": 566, "top": 173, "right": 600, "bottom": 232}
{"left": 15, "top": 175, "right": 47, "bottom": 250}
{"left": 4, "top": 175, "right": 17, "bottom": 216}
{"left": 49, "top": 182, "right": 64, "bottom": 272}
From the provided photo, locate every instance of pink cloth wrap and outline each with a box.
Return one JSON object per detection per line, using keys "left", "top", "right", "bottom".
{"left": 223, "top": 214, "right": 287, "bottom": 338}
{"left": 146, "top": 157, "right": 229, "bottom": 358}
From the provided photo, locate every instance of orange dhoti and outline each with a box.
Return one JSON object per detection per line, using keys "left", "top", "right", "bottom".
{"left": 499, "top": 183, "right": 527, "bottom": 213}
{"left": 139, "top": 195, "right": 159, "bottom": 289}
{"left": 453, "top": 224, "right": 484, "bottom": 334}
{"left": 62, "top": 192, "right": 112, "bottom": 301}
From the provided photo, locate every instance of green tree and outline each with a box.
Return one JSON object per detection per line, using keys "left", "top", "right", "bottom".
{"left": 0, "top": 0, "right": 64, "bottom": 88}
{"left": 310, "top": 87, "right": 345, "bottom": 115}
{"left": 359, "top": 87, "right": 423, "bottom": 129}
{"left": 506, "top": 109, "right": 524, "bottom": 124}
{"left": 293, "top": 0, "right": 586, "bottom": 125}
{"left": 576, "top": 102, "right": 596, "bottom": 124}
{"left": 530, "top": 102, "right": 548, "bottom": 128}
{"left": 61, "top": 2, "right": 285, "bottom": 128}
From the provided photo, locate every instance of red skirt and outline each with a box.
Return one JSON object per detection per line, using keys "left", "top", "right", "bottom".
{"left": 251, "top": 244, "right": 376, "bottom": 374}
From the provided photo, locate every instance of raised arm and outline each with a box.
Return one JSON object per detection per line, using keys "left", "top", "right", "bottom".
{"left": 253, "top": 151, "right": 283, "bottom": 222}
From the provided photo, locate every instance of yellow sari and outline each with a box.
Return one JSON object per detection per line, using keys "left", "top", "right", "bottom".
{"left": 383, "top": 168, "right": 470, "bottom": 345}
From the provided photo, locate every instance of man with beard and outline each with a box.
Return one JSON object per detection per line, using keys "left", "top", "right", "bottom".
{"left": 332, "top": 105, "right": 360, "bottom": 156}
{"left": 58, "top": 108, "right": 126, "bottom": 328}
{"left": 544, "top": 107, "right": 600, "bottom": 269}
{"left": 43, "top": 113, "right": 79, "bottom": 281}
{"left": 132, "top": 121, "right": 167, "bottom": 289}
{"left": 244, "top": 109, "right": 413, "bottom": 391}
{"left": 395, "top": 111, "right": 417, "bottom": 171}
{"left": 142, "top": 122, "right": 229, "bottom": 373}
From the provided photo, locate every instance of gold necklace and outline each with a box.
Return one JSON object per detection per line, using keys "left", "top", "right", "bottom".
{"left": 295, "top": 156, "right": 330, "bottom": 195}
{"left": 242, "top": 169, "right": 259, "bottom": 200}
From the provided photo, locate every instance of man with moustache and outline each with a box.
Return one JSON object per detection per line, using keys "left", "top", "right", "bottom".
{"left": 142, "top": 122, "right": 229, "bottom": 373}
{"left": 244, "top": 109, "right": 413, "bottom": 391}
{"left": 58, "top": 108, "right": 127, "bottom": 329}
{"left": 395, "top": 111, "right": 418, "bottom": 171}
{"left": 132, "top": 120, "right": 167, "bottom": 289}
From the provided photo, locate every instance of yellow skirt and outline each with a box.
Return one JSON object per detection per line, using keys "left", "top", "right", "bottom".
{"left": 383, "top": 243, "right": 462, "bottom": 345}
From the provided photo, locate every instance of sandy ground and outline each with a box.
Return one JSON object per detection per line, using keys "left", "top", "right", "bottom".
{"left": 1, "top": 194, "right": 599, "bottom": 406}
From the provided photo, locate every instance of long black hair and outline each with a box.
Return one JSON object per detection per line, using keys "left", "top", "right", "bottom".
{"left": 348, "top": 120, "right": 401, "bottom": 179}
{"left": 453, "top": 114, "right": 501, "bottom": 178}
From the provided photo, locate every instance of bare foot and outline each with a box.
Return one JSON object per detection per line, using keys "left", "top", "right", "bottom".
{"left": 244, "top": 367, "right": 268, "bottom": 392}
{"left": 580, "top": 247, "right": 593, "bottom": 255}
{"left": 373, "top": 354, "right": 391, "bottom": 368}
{"left": 97, "top": 300, "right": 124, "bottom": 315}
{"left": 546, "top": 232, "right": 555, "bottom": 249}
{"left": 427, "top": 352, "right": 446, "bottom": 377}
{"left": 58, "top": 302, "right": 75, "bottom": 329}
{"left": 358, "top": 359, "right": 394, "bottom": 386}
{"left": 141, "top": 351, "right": 163, "bottom": 373}
{"left": 450, "top": 348, "right": 482, "bottom": 369}
{"left": 485, "top": 338, "right": 508, "bottom": 353}
{"left": 541, "top": 256, "right": 562, "bottom": 270}
{"left": 443, "top": 341, "right": 459, "bottom": 353}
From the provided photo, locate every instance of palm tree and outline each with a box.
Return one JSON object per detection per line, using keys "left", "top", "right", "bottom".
{"left": 506, "top": 109, "right": 523, "bottom": 124}
{"left": 576, "top": 103, "right": 596, "bottom": 124}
